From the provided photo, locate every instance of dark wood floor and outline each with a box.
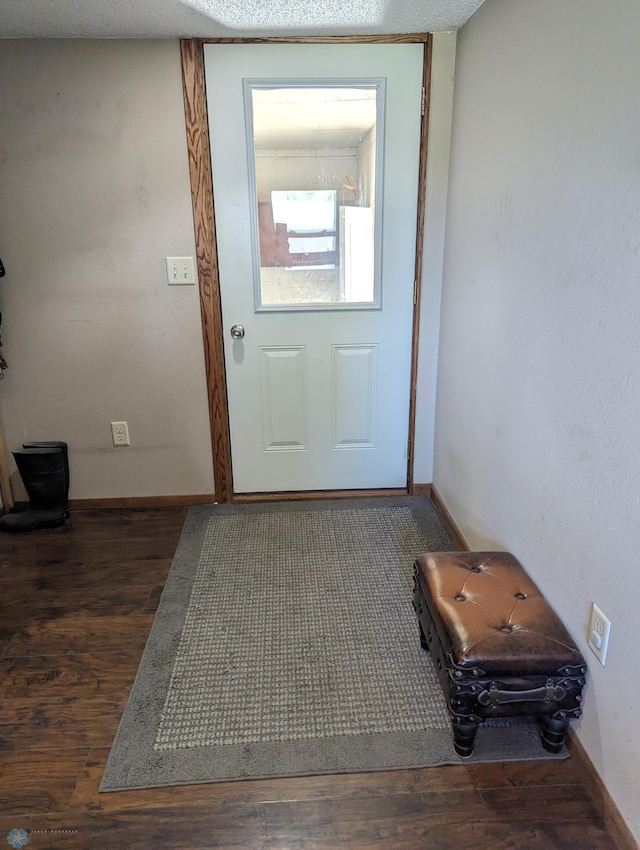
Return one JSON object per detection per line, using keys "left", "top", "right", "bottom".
{"left": 0, "top": 506, "right": 619, "bottom": 849}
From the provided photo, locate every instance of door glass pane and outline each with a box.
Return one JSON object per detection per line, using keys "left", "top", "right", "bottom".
{"left": 246, "top": 83, "right": 383, "bottom": 310}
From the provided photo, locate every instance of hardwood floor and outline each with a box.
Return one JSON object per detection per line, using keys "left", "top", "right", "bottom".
{"left": 0, "top": 507, "right": 619, "bottom": 849}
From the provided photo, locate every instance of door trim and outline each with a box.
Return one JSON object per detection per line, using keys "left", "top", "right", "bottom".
{"left": 180, "top": 39, "right": 233, "bottom": 503}
{"left": 180, "top": 35, "right": 433, "bottom": 503}
{"left": 408, "top": 36, "right": 433, "bottom": 492}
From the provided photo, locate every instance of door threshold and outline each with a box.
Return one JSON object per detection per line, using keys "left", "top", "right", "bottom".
{"left": 232, "top": 488, "right": 410, "bottom": 504}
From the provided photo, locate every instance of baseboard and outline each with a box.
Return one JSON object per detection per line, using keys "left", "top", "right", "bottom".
{"left": 429, "top": 485, "right": 469, "bottom": 551}
{"left": 71, "top": 491, "right": 409, "bottom": 509}
{"left": 69, "top": 494, "right": 216, "bottom": 510}
{"left": 567, "top": 730, "right": 637, "bottom": 850}
{"left": 45, "top": 488, "right": 428, "bottom": 510}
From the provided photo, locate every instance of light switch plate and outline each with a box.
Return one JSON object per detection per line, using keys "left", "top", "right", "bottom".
{"left": 166, "top": 256, "right": 195, "bottom": 285}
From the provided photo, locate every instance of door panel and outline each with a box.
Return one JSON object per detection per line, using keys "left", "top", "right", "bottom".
{"left": 204, "top": 44, "right": 423, "bottom": 493}
{"left": 259, "top": 347, "right": 308, "bottom": 452}
{"left": 332, "top": 345, "right": 377, "bottom": 449}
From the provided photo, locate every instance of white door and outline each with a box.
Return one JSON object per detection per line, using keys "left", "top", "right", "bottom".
{"left": 204, "top": 44, "right": 423, "bottom": 493}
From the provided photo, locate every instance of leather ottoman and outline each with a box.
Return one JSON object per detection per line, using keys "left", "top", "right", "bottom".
{"left": 412, "top": 551, "right": 587, "bottom": 757}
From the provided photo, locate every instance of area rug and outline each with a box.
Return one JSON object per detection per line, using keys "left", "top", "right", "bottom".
{"left": 101, "top": 497, "right": 565, "bottom": 791}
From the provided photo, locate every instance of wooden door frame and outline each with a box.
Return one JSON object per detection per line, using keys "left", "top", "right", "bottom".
{"left": 180, "top": 35, "right": 433, "bottom": 504}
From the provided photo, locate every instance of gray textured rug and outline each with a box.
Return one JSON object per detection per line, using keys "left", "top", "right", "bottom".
{"left": 101, "top": 497, "right": 564, "bottom": 791}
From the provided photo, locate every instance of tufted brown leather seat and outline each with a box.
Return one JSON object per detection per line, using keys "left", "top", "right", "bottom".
{"left": 413, "top": 551, "right": 587, "bottom": 757}
{"left": 415, "top": 551, "right": 584, "bottom": 675}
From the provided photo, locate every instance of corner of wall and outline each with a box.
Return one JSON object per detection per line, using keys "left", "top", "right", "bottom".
{"left": 412, "top": 31, "right": 457, "bottom": 485}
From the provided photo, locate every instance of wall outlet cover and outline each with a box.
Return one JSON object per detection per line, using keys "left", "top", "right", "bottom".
{"left": 587, "top": 602, "right": 611, "bottom": 666}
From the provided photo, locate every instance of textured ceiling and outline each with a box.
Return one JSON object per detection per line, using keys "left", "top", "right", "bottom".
{"left": 0, "top": 0, "right": 486, "bottom": 39}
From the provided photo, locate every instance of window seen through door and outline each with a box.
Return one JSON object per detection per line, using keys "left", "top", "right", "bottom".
{"left": 264, "top": 189, "right": 338, "bottom": 270}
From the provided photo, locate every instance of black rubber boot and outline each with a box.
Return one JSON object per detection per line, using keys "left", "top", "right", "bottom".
{"left": 22, "top": 441, "right": 70, "bottom": 518}
{"left": 0, "top": 447, "right": 68, "bottom": 532}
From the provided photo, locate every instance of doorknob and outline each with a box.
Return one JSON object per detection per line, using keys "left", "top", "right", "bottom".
{"left": 230, "top": 324, "right": 245, "bottom": 340}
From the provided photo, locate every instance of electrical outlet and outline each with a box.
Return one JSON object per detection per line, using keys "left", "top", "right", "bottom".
{"left": 166, "top": 256, "right": 195, "bottom": 285}
{"left": 587, "top": 602, "right": 611, "bottom": 666}
{"left": 111, "top": 421, "right": 130, "bottom": 447}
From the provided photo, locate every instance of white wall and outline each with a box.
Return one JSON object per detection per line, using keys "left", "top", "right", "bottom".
{"left": 413, "top": 32, "right": 456, "bottom": 485}
{"left": 255, "top": 147, "right": 358, "bottom": 202}
{"left": 435, "top": 0, "right": 640, "bottom": 840}
{"left": 0, "top": 40, "right": 214, "bottom": 500}
{"left": 358, "top": 124, "right": 376, "bottom": 209}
